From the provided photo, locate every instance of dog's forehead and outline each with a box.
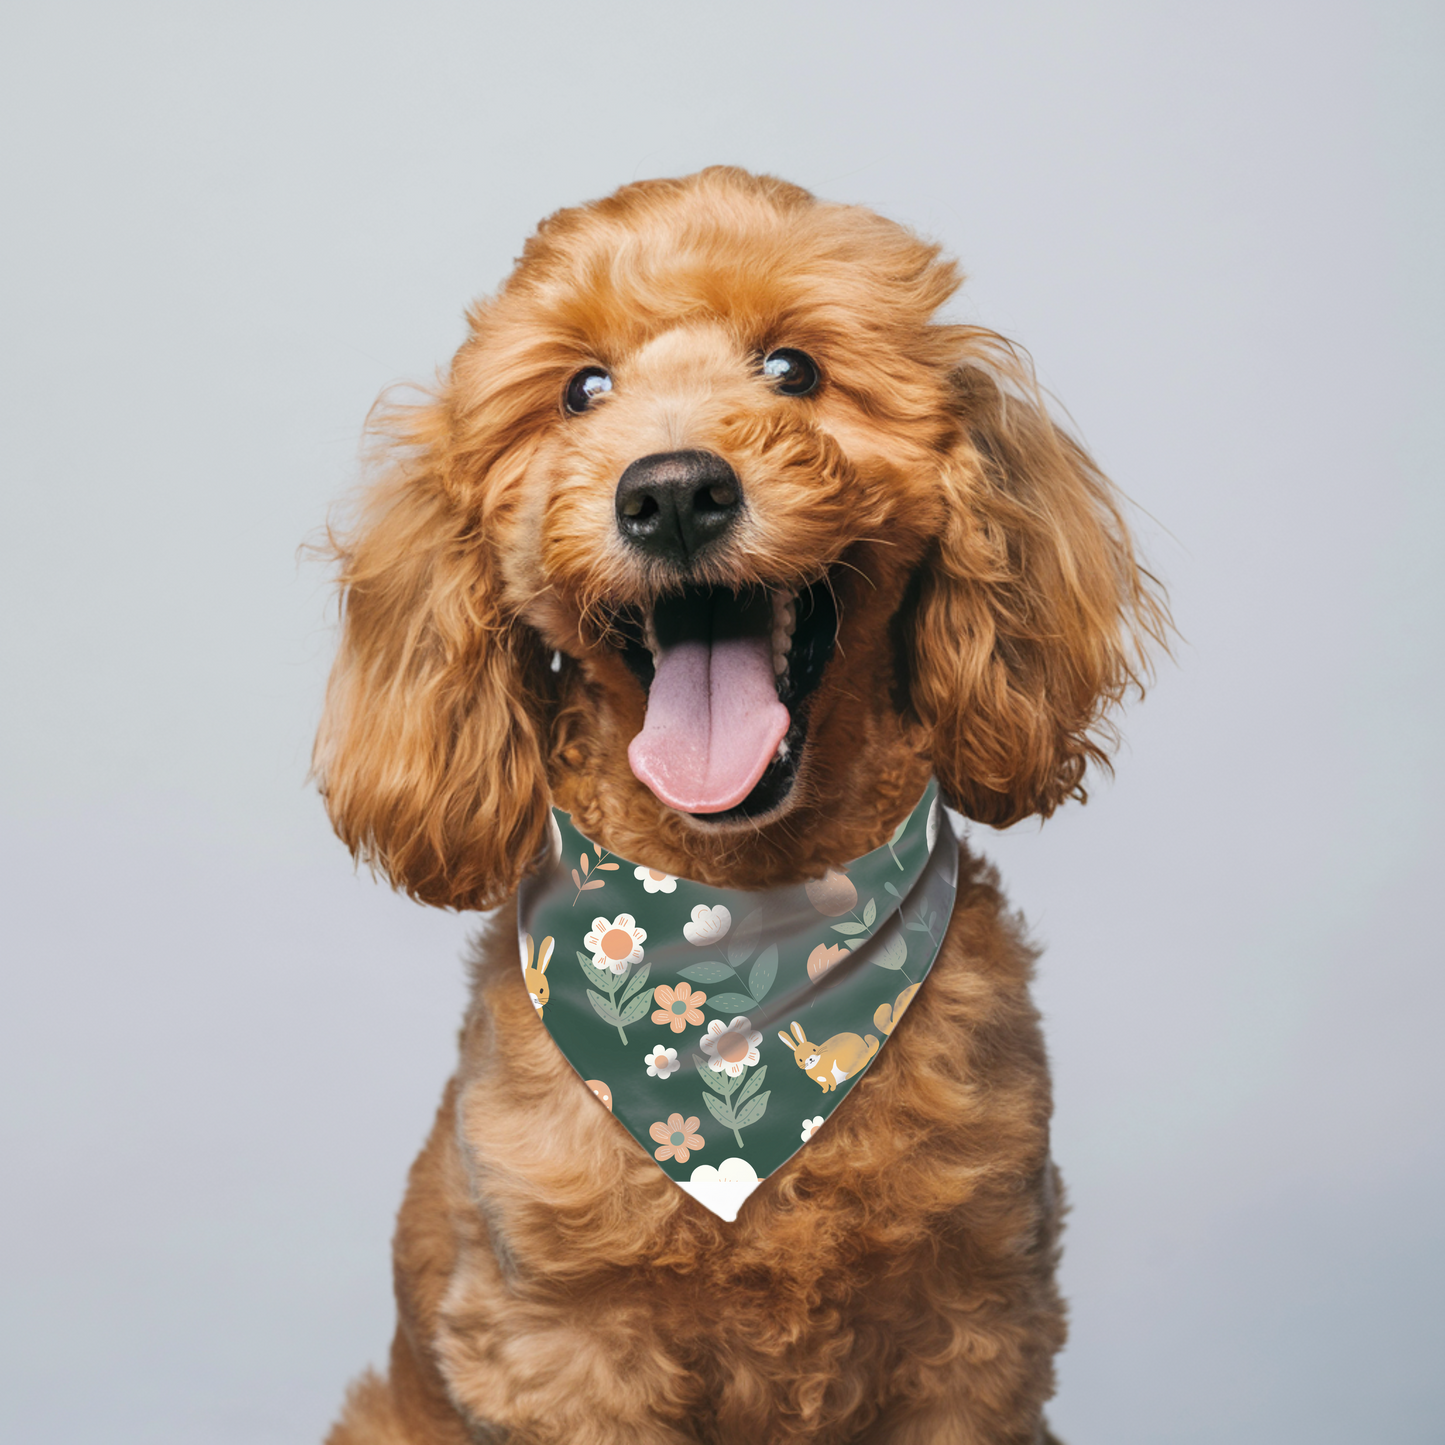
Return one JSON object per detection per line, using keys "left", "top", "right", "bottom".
{"left": 506, "top": 192, "right": 958, "bottom": 359}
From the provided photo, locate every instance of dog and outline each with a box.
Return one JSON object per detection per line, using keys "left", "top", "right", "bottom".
{"left": 314, "top": 167, "right": 1165, "bottom": 1444}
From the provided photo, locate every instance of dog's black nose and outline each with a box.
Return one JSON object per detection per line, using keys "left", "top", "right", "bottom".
{"left": 615, "top": 450, "right": 743, "bottom": 565}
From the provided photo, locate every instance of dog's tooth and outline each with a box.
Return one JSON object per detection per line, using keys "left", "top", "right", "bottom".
{"left": 773, "top": 650, "right": 788, "bottom": 675}
{"left": 774, "top": 738, "right": 790, "bottom": 762}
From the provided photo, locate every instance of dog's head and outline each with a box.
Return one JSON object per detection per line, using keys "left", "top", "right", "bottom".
{"left": 315, "top": 168, "right": 1165, "bottom": 906}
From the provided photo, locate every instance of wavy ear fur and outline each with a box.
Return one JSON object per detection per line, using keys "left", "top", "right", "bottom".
{"left": 910, "top": 332, "right": 1169, "bottom": 827}
{"left": 313, "top": 401, "right": 552, "bottom": 910}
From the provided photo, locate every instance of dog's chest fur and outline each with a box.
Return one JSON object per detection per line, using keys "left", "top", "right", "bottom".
{"left": 387, "top": 845, "right": 1065, "bottom": 1444}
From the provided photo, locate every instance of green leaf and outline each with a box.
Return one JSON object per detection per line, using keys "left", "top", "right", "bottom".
{"left": 727, "top": 908, "right": 764, "bottom": 967}
{"left": 883, "top": 881, "right": 901, "bottom": 899}
{"left": 693, "top": 1055, "right": 731, "bottom": 1095}
{"left": 747, "top": 944, "right": 777, "bottom": 1003}
{"left": 620, "top": 961, "right": 651, "bottom": 1003}
{"left": 586, "top": 989, "right": 623, "bottom": 1025}
{"left": 906, "top": 921, "right": 928, "bottom": 932}
{"left": 732, "top": 1090, "right": 771, "bottom": 1130}
{"left": 845, "top": 938, "right": 865, "bottom": 951}
{"left": 888, "top": 813, "right": 910, "bottom": 845}
{"left": 736, "top": 1064, "right": 767, "bottom": 1103}
{"left": 618, "top": 988, "right": 653, "bottom": 1026}
{"left": 873, "top": 927, "right": 909, "bottom": 972}
{"left": 831, "top": 920, "right": 868, "bottom": 936}
{"left": 705, "top": 992, "right": 759, "bottom": 1016}
{"left": 577, "top": 951, "right": 617, "bottom": 991}
{"left": 677, "top": 961, "right": 737, "bottom": 984}
{"left": 701, "top": 1091, "right": 740, "bottom": 1130}
{"left": 862, "top": 897, "right": 877, "bottom": 928}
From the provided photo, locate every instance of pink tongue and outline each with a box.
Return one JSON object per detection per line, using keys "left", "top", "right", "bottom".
{"left": 628, "top": 633, "right": 790, "bottom": 813}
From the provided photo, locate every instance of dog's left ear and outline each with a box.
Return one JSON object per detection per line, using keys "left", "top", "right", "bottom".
{"left": 312, "top": 396, "right": 554, "bottom": 911}
{"left": 907, "top": 334, "right": 1169, "bottom": 827}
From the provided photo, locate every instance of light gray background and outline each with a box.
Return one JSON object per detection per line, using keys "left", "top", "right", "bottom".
{"left": 2, "top": 3, "right": 1440, "bottom": 1442}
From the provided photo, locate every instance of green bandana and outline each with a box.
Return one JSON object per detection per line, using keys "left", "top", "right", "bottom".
{"left": 517, "top": 781, "right": 955, "bottom": 1219}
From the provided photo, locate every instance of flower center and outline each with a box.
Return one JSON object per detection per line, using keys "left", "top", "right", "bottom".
{"left": 648, "top": 869, "right": 667, "bottom": 881}
{"left": 671, "top": 1000, "right": 687, "bottom": 1014}
{"left": 718, "top": 1030, "right": 749, "bottom": 1063}
{"left": 670, "top": 1131, "right": 685, "bottom": 1147}
{"left": 600, "top": 928, "right": 633, "bottom": 959}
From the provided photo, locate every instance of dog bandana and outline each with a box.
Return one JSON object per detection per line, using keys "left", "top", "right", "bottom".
{"left": 517, "top": 782, "right": 957, "bottom": 1220}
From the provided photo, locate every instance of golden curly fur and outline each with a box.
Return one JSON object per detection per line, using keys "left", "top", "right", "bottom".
{"left": 315, "top": 167, "right": 1167, "bottom": 1444}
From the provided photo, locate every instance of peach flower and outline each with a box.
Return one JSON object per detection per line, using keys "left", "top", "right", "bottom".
{"left": 805, "top": 869, "right": 856, "bottom": 916}
{"left": 807, "top": 942, "right": 848, "bottom": 980}
{"left": 651, "top": 981, "right": 706, "bottom": 1033}
{"left": 584, "top": 913, "right": 646, "bottom": 975}
{"left": 650, "top": 1113, "right": 704, "bottom": 1164}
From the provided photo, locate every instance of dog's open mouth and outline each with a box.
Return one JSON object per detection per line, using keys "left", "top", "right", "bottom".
{"left": 613, "top": 576, "right": 839, "bottom": 821}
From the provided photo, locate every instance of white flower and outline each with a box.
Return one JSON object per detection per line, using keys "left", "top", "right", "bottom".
{"left": 698, "top": 1015, "right": 762, "bottom": 1077}
{"left": 583, "top": 913, "right": 647, "bottom": 975}
{"left": 684, "top": 1156, "right": 757, "bottom": 1179}
{"left": 683, "top": 903, "right": 731, "bottom": 946}
{"left": 645, "top": 1045, "right": 680, "bottom": 1079}
{"left": 926, "top": 795, "right": 941, "bottom": 852}
{"left": 633, "top": 865, "right": 678, "bottom": 894}
{"left": 801, "top": 1115, "right": 825, "bottom": 1144}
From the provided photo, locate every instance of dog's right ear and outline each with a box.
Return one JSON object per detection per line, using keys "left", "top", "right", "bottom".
{"left": 313, "top": 398, "right": 552, "bottom": 912}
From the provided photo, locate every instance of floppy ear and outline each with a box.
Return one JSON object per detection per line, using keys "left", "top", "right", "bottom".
{"left": 908, "top": 332, "right": 1169, "bottom": 827}
{"left": 313, "top": 399, "right": 553, "bottom": 911}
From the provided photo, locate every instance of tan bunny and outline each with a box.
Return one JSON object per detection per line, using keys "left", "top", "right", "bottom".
{"left": 522, "top": 933, "right": 553, "bottom": 1017}
{"left": 872, "top": 982, "right": 921, "bottom": 1036}
{"left": 778, "top": 1020, "right": 880, "bottom": 1093}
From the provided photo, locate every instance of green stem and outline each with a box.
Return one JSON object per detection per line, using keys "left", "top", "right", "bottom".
{"left": 609, "top": 975, "right": 627, "bottom": 1045}
{"left": 733, "top": 1127, "right": 744, "bottom": 1149}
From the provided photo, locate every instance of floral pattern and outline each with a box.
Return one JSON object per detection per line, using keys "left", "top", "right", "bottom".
{"left": 806, "top": 942, "right": 847, "bottom": 981}
{"left": 515, "top": 780, "right": 954, "bottom": 1216}
{"left": 650, "top": 1113, "right": 704, "bottom": 1163}
{"left": 651, "top": 981, "right": 707, "bottom": 1033}
{"left": 645, "top": 1045, "right": 681, "bottom": 1079}
{"left": 584, "top": 913, "right": 646, "bottom": 975}
{"left": 699, "top": 1015, "right": 763, "bottom": 1077}
{"left": 683, "top": 903, "right": 731, "bottom": 946}
{"left": 805, "top": 869, "right": 857, "bottom": 916}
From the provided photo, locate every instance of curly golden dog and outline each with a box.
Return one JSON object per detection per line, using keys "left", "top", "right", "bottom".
{"left": 315, "top": 167, "right": 1165, "bottom": 1445}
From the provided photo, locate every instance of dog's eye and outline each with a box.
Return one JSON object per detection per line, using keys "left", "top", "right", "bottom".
{"left": 564, "top": 367, "right": 613, "bottom": 415}
{"left": 762, "top": 349, "right": 820, "bottom": 397}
